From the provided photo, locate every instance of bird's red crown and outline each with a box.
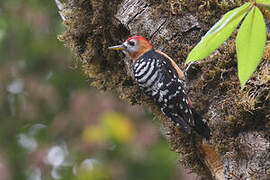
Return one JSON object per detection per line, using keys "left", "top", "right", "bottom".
{"left": 126, "top": 36, "right": 152, "bottom": 47}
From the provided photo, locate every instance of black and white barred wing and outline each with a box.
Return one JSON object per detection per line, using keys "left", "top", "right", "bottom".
{"left": 133, "top": 51, "right": 195, "bottom": 133}
{"left": 156, "top": 57, "right": 195, "bottom": 133}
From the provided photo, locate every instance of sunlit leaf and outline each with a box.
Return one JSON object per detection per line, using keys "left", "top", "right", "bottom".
{"left": 256, "top": 0, "right": 270, "bottom": 5}
{"left": 102, "top": 112, "right": 134, "bottom": 143}
{"left": 75, "top": 165, "right": 111, "bottom": 180}
{"left": 82, "top": 125, "right": 106, "bottom": 143}
{"left": 82, "top": 112, "right": 134, "bottom": 144}
{"left": 256, "top": 0, "right": 270, "bottom": 11}
{"left": 236, "top": 6, "right": 266, "bottom": 88}
{"left": 186, "top": 3, "right": 251, "bottom": 63}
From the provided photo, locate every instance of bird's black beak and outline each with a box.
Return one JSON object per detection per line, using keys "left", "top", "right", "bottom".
{"left": 108, "top": 44, "right": 126, "bottom": 51}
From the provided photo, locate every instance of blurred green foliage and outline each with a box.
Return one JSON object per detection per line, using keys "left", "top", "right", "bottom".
{"left": 0, "top": 0, "right": 187, "bottom": 180}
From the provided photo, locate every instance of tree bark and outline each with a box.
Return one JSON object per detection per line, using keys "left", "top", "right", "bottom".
{"left": 58, "top": 0, "right": 270, "bottom": 179}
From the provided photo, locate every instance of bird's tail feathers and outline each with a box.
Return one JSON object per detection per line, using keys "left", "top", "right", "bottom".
{"left": 191, "top": 108, "right": 211, "bottom": 140}
{"left": 171, "top": 117, "right": 192, "bottom": 134}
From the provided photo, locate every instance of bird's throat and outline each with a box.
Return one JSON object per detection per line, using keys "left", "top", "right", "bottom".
{"left": 131, "top": 47, "right": 153, "bottom": 64}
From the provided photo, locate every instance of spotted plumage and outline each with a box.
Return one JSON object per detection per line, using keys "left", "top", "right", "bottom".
{"left": 108, "top": 36, "right": 211, "bottom": 139}
{"left": 133, "top": 49, "right": 194, "bottom": 133}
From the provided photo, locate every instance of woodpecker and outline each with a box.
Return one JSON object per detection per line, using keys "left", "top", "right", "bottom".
{"left": 109, "top": 36, "right": 210, "bottom": 139}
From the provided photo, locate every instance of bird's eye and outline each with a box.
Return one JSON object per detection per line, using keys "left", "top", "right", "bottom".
{"left": 128, "top": 41, "right": 135, "bottom": 46}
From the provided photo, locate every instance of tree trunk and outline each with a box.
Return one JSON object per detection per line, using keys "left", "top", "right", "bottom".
{"left": 58, "top": 0, "right": 270, "bottom": 179}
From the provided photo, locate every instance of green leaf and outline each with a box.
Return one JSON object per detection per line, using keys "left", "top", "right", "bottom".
{"left": 256, "top": 0, "right": 270, "bottom": 11}
{"left": 186, "top": 3, "right": 251, "bottom": 63}
{"left": 265, "top": 7, "right": 270, "bottom": 11}
{"left": 236, "top": 6, "right": 266, "bottom": 88}
{"left": 263, "top": 6, "right": 270, "bottom": 12}
{"left": 256, "top": 0, "right": 270, "bottom": 5}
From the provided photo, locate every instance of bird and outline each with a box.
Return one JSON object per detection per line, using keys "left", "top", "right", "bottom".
{"left": 108, "top": 36, "right": 210, "bottom": 139}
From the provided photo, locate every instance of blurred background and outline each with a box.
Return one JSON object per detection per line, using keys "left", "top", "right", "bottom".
{"left": 0, "top": 0, "right": 196, "bottom": 179}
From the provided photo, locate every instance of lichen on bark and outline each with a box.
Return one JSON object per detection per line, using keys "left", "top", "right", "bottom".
{"left": 58, "top": 0, "right": 270, "bottom": 179}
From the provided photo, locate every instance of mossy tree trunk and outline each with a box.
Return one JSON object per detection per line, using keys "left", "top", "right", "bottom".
{"left": 58, "top": 0, "right": 270, "bottom": 179}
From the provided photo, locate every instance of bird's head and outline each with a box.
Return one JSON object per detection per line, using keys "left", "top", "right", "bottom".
{"left": 108, "top": 36, "right": 152, "bottom": 62}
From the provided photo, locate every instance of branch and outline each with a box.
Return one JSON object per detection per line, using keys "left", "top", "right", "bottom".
{"left": 54, "top": 0, "right": 65, "bottom": 21}
{"left": 57, "top": 0, "right": 270, "bottom": 179}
